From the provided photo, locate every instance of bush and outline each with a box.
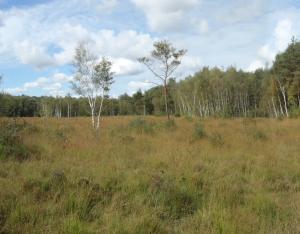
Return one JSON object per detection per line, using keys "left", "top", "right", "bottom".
{"left": 290, "top": 108, "right": 300, "bottom": 118}
{"left": 23, "top": 171, "right": 67, "bottom": 202}
{"left": 148, "top": 174, "right": 199, "bottom": 219}
{"left": 242, "top": 119, "right": 267, "bottom": 141}
{"left": 193, "top": 122, "right": 206, "bottom": 139}
{"left": 0, "top": 120, "right": 39, "bottom": 161}
{"left": 252, "top": 130, "right": 267, "bottom": 140}
{"left": 162, "top": 119, "right": 177, "bottom": 131}
{"left": 184, "top": 115, "right": 194, "bottom": 122}
{"left": 243, "top": 123, "right": 267, "bottom": 141}
{"left": 128, "top": 118, "right": 155, "bottom": 134}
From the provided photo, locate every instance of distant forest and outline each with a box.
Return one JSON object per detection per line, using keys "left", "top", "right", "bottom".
{"left": 1, "top": 39, "right": 300, "bottom": 118}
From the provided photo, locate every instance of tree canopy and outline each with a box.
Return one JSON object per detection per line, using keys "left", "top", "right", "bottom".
{"left": 1, "top": 39, "right": 300, "bottom": 118}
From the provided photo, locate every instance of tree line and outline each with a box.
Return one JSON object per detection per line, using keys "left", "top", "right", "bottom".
{"left": 0, "top": 39, "right": 300, "bottom": 119}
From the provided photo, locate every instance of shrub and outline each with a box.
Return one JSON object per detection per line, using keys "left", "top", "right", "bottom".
{"left": 243, "top": 119, "right": 267, "bottom": 141}
{"left": 128, "top": 118, "right": 155, "bottom": 134}
{"left": 22, "top": 170, "right": 67, "bottom": 203}
{"left": 0, "top": 120, "right": 38, "bottom": 161}
{"left": 193, "top": 122, "right": 206, "bottom": 139}
{"left": 252, "top": 130, "right": 267, "bottom": 140}
{"left": 65, "top": 175, "right": 124, "bottom": 222}
{"left": 290, "top": 108, "right": 300, "bottom": 118}
{"left": 162, "top": 119, "right": 177, "bottom": 131}
{"left": 184, "top": 115, "right": 194, "bottom": 122}
{"left": 244, "top": 125, "right": 267, "bottom": 141}
{"left": 148, "top": 174, "right": 199, "bottom": 219}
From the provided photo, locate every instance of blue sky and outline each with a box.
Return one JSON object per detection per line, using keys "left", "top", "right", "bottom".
{"left": 0, "top": 0, "right": 299, "bottom": 97}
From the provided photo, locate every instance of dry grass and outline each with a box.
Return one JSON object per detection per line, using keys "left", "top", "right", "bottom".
{"left": 0, "top": 117, "right": 300, "bottom": 233}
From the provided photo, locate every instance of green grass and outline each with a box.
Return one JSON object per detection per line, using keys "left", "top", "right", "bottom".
{"left": 0, "top": 117, "right": 300, "bottom": 233}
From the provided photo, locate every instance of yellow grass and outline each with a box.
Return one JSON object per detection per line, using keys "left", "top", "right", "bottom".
{"left": 0, "top": 117, "right": 300, "bottom": 233}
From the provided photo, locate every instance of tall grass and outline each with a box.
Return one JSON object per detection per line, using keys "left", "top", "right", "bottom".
{"left": 0, "top": 117, "right": 300, "bottom": 233}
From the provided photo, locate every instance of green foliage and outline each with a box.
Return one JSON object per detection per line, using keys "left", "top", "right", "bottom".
{"left": 243, "top": 119, "right": 268, "bottom": 141}
{"left": 184, "top": 115, "right": 194, "bottom": 122}
{"left": 147, "top": 174, "right": 200, "bottom": 220}
{"left": 252, "top": 130, "right": 267, "bottom": 140}
{"left": 290, "top": 108, "right": 300, "bottom": 118}
{"left": 2, "top": 39, "right": 300, "bottom": 119}
{"left": 0, "top": 120, "right": 40, "bottom": 161}
{"left": 162, "top": 119, "right": 177, "bottom": 131}
{"left": 128, "top": 118, "right": 155, "bottom": 134}
{"left": 193, "top": 122, "right": 206, "bottom": 139}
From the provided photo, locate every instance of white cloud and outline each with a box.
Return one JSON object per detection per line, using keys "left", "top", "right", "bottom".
{"left": 5, "top": 73, "right": 72, "bottom": 96}
{"left": 127, "top": 81, "right": 154, "bottom": 94}
{"left": 0, "top": 0, "right": 154, "bottom": 72}
{"left": 258, "top": 44, "right": 276, "bottom": 63}
{"left": 131, "top": 0, "right": 200, "bottom": 32}
{"left": 246, "top": 60, "right": 265, "bottom": 72}
{"left": 53, "top": 73, "right": 73, "bottom": 82}
{"left": 2, "top": 0, "right": 300, "bottom": 97}
{"left": 220, "top": 0, "right": 267, "bottom": 23}
{"left": 24, "top": 77, "right": 49, "bottom": 89}
{"left": 4, "top": 87, "right": 25, "bottom": 95}
{"left": 191, "top": 18, "right": 209, "bottom": 34}
{"left": 111, "top": 58, "right": 143, "bottom": 76}
{"left": 247, "top": 18, "right": 295, "bottom": 71}
{"left": 198, "top": 20, "right": 209, "bottom": 34}
{"left": 274, "top": 19, "right": 294, "bottom": 51}
{"left": 97, "top": 0, "right": 119, "bottom": 12}
{"left": 178, "top": 56, "right": 202, "bottom": 75}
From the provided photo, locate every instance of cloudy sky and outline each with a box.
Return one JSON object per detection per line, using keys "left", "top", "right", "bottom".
{"left": 0, "top": 0, "right": 299, "bottom": 97}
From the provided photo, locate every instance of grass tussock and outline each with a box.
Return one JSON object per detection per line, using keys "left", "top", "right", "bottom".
{"left": 0, "top": 120, "right": 41, "bottom": 161}
{"left": 0, "top": 117, "right": 300, "bottom": 233}
{"left": 193, "top": 122, "right": 206, "bottom": 139}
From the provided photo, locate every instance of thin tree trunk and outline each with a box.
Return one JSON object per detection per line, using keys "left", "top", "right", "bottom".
{"left": 271, "top": 97, "right": 278, "bottom": 118}
{"left": 96, "top": 95, "right": 105, "bottom": 130}
{"left": 280, "top": 86, "right": 289, "bottom": 117}
{"left": 278, "top": 94, "right": 284, "bottom": 116}
{"left": 163, "top": 81, "right": 170, "bottom": 120}
{"left": 277, "top": 79, "right": 289, "bottom": 117}
{"left": 91, "top": 108, "right": 95, "bottom": 129}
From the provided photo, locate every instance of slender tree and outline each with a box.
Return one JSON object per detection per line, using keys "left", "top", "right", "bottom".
{"left": 138, "top": 40, "right": 186, "bottom": 120}
{"left": 71, "top": 43, "right": 114, "bottom": 130}
{"left": 94, "top": 58, "right": 114, "bottom": 129}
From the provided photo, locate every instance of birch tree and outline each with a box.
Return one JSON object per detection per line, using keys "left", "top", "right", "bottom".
{"left": 71, "top": 43, "right": 114, "bottom": 130}
{"left": 138, "top": 40, "right": 186, "bottom": 120}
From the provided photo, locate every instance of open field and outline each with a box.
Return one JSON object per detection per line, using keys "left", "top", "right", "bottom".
{"left": 0, "top": 117, "right": 300, "bottom": 233}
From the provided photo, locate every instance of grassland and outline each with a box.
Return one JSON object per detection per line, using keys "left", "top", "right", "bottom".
{"left": 0, "top": 117, "right": 300, "bottom": 233}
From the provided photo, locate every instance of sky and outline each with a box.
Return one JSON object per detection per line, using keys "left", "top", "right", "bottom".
{"left": 0, "top": 0, "right": 300, "bottom": 97}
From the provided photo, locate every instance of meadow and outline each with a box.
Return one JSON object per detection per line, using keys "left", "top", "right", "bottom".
{"left": 0, "top": 117, "right": 300, "bottom": 233}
